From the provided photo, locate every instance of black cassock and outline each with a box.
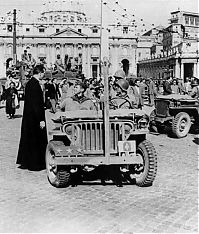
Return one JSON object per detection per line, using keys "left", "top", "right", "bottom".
{"left": 16, "top": 77, "right": 48, "bottom": 171}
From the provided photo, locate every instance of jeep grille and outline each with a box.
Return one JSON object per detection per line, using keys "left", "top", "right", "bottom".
{"left": 62, "top": 120, "right": 134, "bottom": 155}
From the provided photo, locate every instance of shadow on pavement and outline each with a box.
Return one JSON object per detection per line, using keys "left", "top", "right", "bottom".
{"left": 14, "top": 114, "right": 23, "bottom": 118}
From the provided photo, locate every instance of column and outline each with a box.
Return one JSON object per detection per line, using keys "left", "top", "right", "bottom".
{"left": 193, "top": 63, "right": 197, "bottom": 78}
{"left": 82, "top": 44, "right": 87, "bottom": 76}
{"left": 180, "top": 63, "right": 184, "bottom": 81}
{"left": 46, "top": 44, "right": 51, "bottom": 68}
{"left": 87, "top": 44, "right": 91, "bottom": 78}
{"left": 175, "top": 59, "right": 180, "bottom": 79}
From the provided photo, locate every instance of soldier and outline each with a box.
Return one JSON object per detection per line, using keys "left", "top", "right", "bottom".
{"left": 60, "top": 80, "right": 96, "bottom": 111}
{"left": 190, "top": 79, "right": 199, "bottom": 99}
{"left": 110, "top": 79, "right": 136, "bottom": 109}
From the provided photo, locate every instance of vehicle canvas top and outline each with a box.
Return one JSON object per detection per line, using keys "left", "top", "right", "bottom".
{"left": 156, "top": 94, "right": 195, "bottom": 101}
{"left": 53, "top": 109, "right": 146, "bottom": 121}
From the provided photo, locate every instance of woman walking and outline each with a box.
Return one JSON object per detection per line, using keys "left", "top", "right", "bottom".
{"left": 5, "top": 82, "right": 18, "bottom": 119}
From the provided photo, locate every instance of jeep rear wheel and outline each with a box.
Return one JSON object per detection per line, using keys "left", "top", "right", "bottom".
{"left": 46, "top": 141, "right": 71, "bottom": 188}
{"left": 172, "top": 112, "right": 191, "bottom": 138}
{"left": 129, "top": 140, "right": 157, "bottom": 187}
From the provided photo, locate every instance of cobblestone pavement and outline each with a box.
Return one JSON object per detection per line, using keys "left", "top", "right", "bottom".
{"left": 0, "top": 103, "right": 198, "bottom": 233}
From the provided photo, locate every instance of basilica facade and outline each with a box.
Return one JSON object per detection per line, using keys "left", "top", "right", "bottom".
{"left": 0, "top": 0, "right": 151, "bottom": 78}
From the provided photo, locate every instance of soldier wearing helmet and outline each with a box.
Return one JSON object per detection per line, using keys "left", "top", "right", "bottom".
{"left": 113, "top": 69, "right": 126, "bottom": 81}
{"left": 190, "top": 79, "right": 199, "bottom": 99}
{"left": 110, "top": 78, "right": 136, "bottom": 109}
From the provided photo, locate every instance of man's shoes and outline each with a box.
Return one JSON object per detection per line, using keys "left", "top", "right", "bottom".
{"left": 18, "top": 165, "right": 27, "bottom": 169}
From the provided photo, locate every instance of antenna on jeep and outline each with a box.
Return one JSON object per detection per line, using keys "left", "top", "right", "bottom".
{"left": 100, "top": 0, "right": 110, "bottom": 163}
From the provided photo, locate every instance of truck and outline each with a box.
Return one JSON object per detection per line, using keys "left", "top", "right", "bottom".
{"left": 149, "top": 94, "right": 199, "bottom": 138}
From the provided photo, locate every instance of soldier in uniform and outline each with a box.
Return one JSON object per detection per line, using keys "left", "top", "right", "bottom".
{"left": 110, "top": 79, "right": 136, "bottom": 109}
{"left": 190, "top": 79, "right": 199, "bottom": 99}
{"left": 60, "top": 80, "right": 97, "bottom": 111}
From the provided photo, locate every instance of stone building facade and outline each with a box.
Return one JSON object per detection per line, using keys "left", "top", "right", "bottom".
{"left": 0, "top": 0, "right": 145, "bottom": 78}
{"left": 138, "top": 11, "right": 199, "bottom": 82}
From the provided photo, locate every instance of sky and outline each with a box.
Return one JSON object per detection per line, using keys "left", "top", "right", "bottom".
{"left": 0, "top": 0, "right": 198, "bottom": 28}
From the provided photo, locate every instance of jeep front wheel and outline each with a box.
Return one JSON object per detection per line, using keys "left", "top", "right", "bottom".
{"left": 129, "top": 140, "right": 157, "bottom": 187}
{"left": 46, "top": 141, "right": 71, "bottom": 188}
{"left": 172, "top": 112, "right": 191, "bottom": 138}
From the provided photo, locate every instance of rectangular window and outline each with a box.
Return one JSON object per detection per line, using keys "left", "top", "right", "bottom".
{"left": 7, "top": 25, "right": 12, "bottom": 32}
{"left": 78, "top": 29, "right": 82, "bottom": 33}
{"left": 123, "top": 26, "right": 128, "bottom": 34}
{"left": 185, "top": 16, "right": 189, "bottom": 25}
{"left": 26, "top": 28, "right": 30, "bottom": 32}
{"left": 39, "top": 28, "right": 45, "bottom": 33}
{"left": 92, "top": 29, "right": 98, "bottom": 33}
{"left": 190, "top": 17, "right": 194, "bottom": 25}
{"left": 195, "top": 18, "right": 199, "bottom": 26}
{"left": 56, "top": 28, "right": 60, "bottom": 33}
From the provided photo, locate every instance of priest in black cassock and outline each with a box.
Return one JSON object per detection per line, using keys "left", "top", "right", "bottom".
{"left": 16, "top": 64, "right": 48, "bottom": 171}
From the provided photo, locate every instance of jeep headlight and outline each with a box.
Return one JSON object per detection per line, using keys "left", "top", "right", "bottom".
{"left": 138, "top": 116, "right": 149, "bottom": 129}
{"left": 124, "top": 123, "right": 134, "bottom": 134}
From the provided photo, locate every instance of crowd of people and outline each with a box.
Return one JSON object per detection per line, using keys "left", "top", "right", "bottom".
{"left": 1, "top": 62, "right": 199, "bottom": 172}
{"left": 38, "top": 70, "right": 199, "bottom": 114}
{"left": 1, "top": 64, "right": 199, "bottom": 119}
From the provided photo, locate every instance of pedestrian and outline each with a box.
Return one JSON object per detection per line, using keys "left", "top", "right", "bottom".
{"left": 146, "top": 78, "right": 157, "bottom": 106}
{"left": 130, "top": 79, "right": 144, "bottom": 109}
{"left": 48, "top": 78, "right": 61, "bottom": 113}
{"left": 5, "top": 82, "right": 18, "bottom": 119}
{"left": 177, "top": 78, "right": 185, "bottom": 94}
{"left": 163, "top": 77, "right": 174, "bottom": 95}
{"left": 184, "top": 77, "right": 192, "bottom": 94}
{"left": 16, "top": 64, "right": 48, "bottom": 171}
{"left": 0, "top": 81, "right": 4, "bottom": 106}
{"left": 171, "top": 79, "right": 180, "bottom": 94}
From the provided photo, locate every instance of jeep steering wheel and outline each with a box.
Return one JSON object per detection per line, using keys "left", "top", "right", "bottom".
{"left": 109, "top": 97, "right": 132, "bottom": 109}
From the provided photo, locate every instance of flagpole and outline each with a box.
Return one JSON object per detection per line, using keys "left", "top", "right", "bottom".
{"left": 13, "top": 9, "right": 17, "bottom": 66}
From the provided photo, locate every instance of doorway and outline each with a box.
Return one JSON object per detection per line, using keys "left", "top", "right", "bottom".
{"left": 184, "top": 63, "right": 194, "bottom": 81}
{"left": 121, "top": 59, "right": 129, "bottom": 76}
{"left": 92, "top": 64, "right": 98, "bottom": 78}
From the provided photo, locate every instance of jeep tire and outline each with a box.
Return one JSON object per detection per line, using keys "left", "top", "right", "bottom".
{"left": 172, "top": 112, "right": 191, "bottom": 138}
{"left": 46, "top": 141, "right": 71, "bottom": 188}
{"left": 130, "top": 140, "right": 157, "bottom": 187}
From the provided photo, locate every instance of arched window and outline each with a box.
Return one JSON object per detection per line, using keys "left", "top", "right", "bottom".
{"left": 56, "top": 46, "right": 61, "bottom": 55}
{"left": 7, "top": 45, "right": 12, "bottom": 55}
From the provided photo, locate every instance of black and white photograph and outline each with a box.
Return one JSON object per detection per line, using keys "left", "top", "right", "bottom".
{"left": 0, "top": 0, "right": 198, "bottom": 233}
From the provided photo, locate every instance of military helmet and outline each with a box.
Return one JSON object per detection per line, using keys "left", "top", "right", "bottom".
{"left": 116, "top": 79, "right": 129, "bottom": 91}
{"left": 113, "top": 69, "right": 126, "bottom": 79}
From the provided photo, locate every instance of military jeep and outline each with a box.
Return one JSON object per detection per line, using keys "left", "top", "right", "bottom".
{"left": 46, "top": 109, "right": 157, "bottom": 188}
{"left": 149, "top": 94, "right": 199, "bottom": 138}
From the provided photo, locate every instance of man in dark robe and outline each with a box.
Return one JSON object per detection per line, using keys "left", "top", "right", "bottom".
{"left": 16, "top": 64, "right": 48, "bottom": 171}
